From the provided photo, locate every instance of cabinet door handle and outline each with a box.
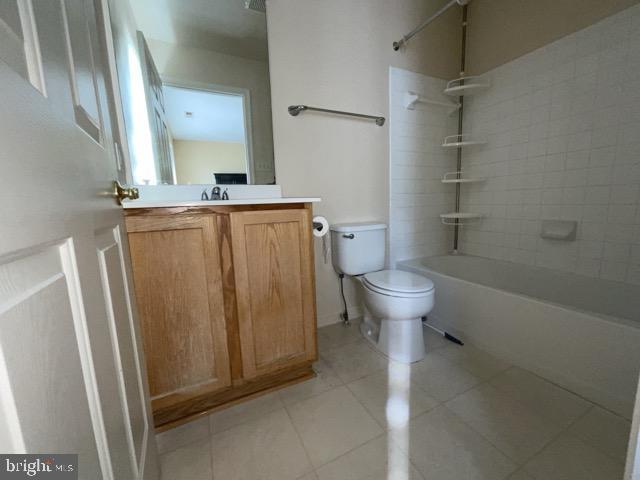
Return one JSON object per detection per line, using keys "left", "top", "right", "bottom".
{"left": 342, "top": 234, "right": 355, "bottom": 239}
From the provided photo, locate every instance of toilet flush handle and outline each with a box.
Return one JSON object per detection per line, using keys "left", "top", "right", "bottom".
{"left": 342, "top": 234, "right": 355, "bottom": 239}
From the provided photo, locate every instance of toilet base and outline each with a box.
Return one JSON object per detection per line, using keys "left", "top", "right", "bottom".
{"left": 361, "top": 316, "right": 425, "bottom": 364}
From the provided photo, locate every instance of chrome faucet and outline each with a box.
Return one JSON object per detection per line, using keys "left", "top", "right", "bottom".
{"left": 201, "top": 186, "right": 229, "bottom": 201}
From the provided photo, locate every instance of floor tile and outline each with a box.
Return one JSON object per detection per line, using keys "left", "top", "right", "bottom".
{"left": 524, "top": 434, "right": 624, "bottom": 480}
{"left": 315, "top": 434, "right": 424, "bottom": 480}
{"left": 156, "top": 416, "right": 209, "bottom": 454}
{"left": 346, "top": 368, "right": 439, "bottom": 428}
{"left": 279, "top": 359, "right": 343, "bottom": 406}
{"left": 446, "top": 383, "right": 562, "bottom": 464}
{"left": 507, "top": 470, "right": 535, "bottom": 480}
{"left": 297, "top": 473, "right": 319, "bottom": 480}
{"left": 155, "top": 332, "right": 630, "bottom": 480}
{"left": 489, "top": 367, "right": 592, "bottom": 428}
{"left": 409, "top": 353, "right": 482, "bottom": 402}
{"left": 436, "top": 343, "right": 511, "bottom": 379}
{"left": 211, "top": 408, "right": 312, "bottom": 480}
{"left": 321, "top": 341, "right": 388, "bottom": 384}
{"left": 287, "top": 386, "right": 383, "bottom": 468}
{"left": 318, "top": 319, "right": 363, "bottom": 351}
{"left": 404, "top": 406, "right": 516, "bottom": 480}
{"left": 209, "top": 391, "right": 284, "bottom": 434}
{"left": 566, "top": 406, "right": 631, "bottom": 462}
{"left": 160, "top": 438, "right": 212, "bottom": 480}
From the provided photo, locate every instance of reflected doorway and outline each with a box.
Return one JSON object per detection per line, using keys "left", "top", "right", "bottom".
{"left": 163, "top": 83, "right": 252, "bottom": 185}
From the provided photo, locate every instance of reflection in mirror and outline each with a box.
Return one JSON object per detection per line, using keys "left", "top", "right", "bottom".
{"left": 165, "top": 85, "right": 250, "bottom": 185}
{"left": 108, "top": 0, "right": 275, "bottom": 185}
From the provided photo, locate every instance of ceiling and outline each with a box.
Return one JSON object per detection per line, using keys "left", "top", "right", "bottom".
{"left": 164, "top": 86, "right": 246, "bottom": 143}
{"left": 129, "top": 0, "right": 268, "bottom": 60}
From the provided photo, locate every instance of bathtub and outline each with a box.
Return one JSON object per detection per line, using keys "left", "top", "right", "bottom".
{"left": 398, "top": 254, "right": 640, "bottom": 418}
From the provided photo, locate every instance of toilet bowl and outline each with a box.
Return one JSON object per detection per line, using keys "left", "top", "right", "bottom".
{"left": 329, "top": 222, "right": 435, "bottom": 364}
{"left": 359, "top": 270, "right": 434, "bottom": 363}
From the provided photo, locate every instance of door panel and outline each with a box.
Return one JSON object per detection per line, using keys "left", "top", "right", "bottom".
{"left": 0, "top": 242, "right": 106, "bottom": 478}
{"left": 61, "top": 0, "right": 103, "bottom": 141}
{"left": 126, "top": 215, "right": 231, "bottom": 401}
{"left": 230, "top": 209, "right": 317, "bottom": 379}
{"left": 0, "top": 0, "right": 44, "bottom": 93}
{"left": 96, "top": 226, "right": 148, "bottom": 478}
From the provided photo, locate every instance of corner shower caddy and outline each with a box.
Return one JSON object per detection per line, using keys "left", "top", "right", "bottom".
{"left": 403, "top": 78, "right": 490, "bottom": 225}
{"left": 441, "top": 171, "right": 485, "bottom": 184}
{"left": 438, "top": 74, "right": 490, "bottom": 226}
{"left": 441, "top": 133, "right": 486, "bottom": 148}
{"left": 440, "top": 212, "right": 484, "bottom": 225}
{"left": 394, "top": 1, "right": 490, "bottom": 245}
{"left": 443, "top": 75, "right": 490, "bottom": 96}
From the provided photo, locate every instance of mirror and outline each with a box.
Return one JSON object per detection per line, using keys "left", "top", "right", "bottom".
{"left": 109, "top": 0, "right": 275, "bottom": 185}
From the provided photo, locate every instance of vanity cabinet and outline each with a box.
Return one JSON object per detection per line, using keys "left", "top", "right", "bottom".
{"left": 124, "top": 204, "right": 317, "bottom": 428}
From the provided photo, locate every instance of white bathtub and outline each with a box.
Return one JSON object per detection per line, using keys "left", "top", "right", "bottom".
{"left": 398, "top": 254, "right": 640, "bottom": 418}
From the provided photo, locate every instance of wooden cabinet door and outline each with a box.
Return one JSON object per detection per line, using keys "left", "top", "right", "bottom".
{"left": 126, "top": 215, "right": 231, "bottom": 404}
{"left": 230, "top": 209, "right": 317, "bottom": 379}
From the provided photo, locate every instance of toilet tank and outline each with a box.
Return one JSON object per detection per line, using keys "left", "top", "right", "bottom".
{"left": 330, "top": 222, "right": 387, "bottom": 275}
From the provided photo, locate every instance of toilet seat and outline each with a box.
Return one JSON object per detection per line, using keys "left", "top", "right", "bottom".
{"left": 363, "top": 269, "right": 434, "bottom": 298}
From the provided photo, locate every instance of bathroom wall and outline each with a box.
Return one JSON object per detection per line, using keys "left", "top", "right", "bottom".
{"left": 388, "top": 67, "right": 458, "bottom": 265}
{"left": 172, "top": 140, "right": 247, "bottom": 184}
{"left": 466, "top": 0, "right": 640, "bottom": 75}
{"left": 147, "top": 39, "right": 275, "bottom": 184}
{"left": 267, "top": 0, "right": 462, "bottom": 326}
{"left": 460, "top": 4, "right": 640, "bottom": 284}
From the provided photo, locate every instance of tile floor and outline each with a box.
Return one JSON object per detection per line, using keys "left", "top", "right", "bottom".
{"left": 157, "top": 319, "right": 632, "bottom": 480}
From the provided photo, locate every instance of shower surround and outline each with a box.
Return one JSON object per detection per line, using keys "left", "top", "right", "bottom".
{"left": 387, "top": 4, "right": 640, "bottom": 420}
{"left": 460, "top": 4, "right": 640, "bottom": 284}
{"left": 388, "top": 67, "right": 458, "bottom": 266}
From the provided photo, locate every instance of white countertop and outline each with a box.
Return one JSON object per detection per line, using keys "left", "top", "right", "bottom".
{"left": 122, "top": 197, "right": 321, "bottom": 209}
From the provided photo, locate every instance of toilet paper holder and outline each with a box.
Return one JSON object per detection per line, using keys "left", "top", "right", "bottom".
{"left": 312, "top": 216, "right": 331, "bottom": 264}
{"left": 312, "top": 215, "right": 330, "bottom": 238}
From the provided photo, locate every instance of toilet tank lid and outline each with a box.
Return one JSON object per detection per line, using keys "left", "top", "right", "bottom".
{"left": 330, "top": 222, "right": 387, "bottom": 232}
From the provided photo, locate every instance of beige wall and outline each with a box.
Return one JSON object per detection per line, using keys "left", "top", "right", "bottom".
{"left": 466, "top": 0, "right": 640, "bottom": 74}
{"left": 267, "top": 0, "right": 461, "bottom": 325}
{"left": 147, "top": 39, "right": 276, "bottom": 184}
{"left": 173, "top": 140, "right": 246, "bottom": 185}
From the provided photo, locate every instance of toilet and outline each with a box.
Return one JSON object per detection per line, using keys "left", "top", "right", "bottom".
{"left": 330, "top": 222, "right": 434, "bottom": 363}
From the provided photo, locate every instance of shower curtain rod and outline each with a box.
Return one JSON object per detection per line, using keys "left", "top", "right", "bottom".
{"left": 393, "top": 0, "right": 470, "bottom": 51}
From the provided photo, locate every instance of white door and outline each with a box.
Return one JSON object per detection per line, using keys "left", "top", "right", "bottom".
{"left": 138, "top": 31, "right": 175, "bottom": 185}
{"left": 0, "top": 1, "right": 159, "bottom": 479}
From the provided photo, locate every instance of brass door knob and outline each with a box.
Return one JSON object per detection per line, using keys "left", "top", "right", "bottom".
{"left": 113, "top": 180, "right": 139, "bottom": 204}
